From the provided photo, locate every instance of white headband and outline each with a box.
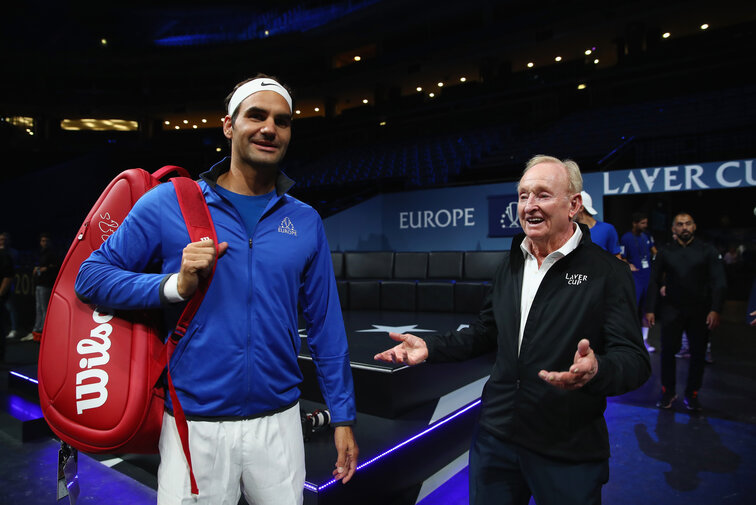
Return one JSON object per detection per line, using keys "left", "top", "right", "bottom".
{"left": 227, "top": 78, "right": 293, "bottom": 117}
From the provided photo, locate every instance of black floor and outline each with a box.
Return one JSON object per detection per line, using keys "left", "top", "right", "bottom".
{"left": 2, "top": 301, "right": 755, "bottom": 505}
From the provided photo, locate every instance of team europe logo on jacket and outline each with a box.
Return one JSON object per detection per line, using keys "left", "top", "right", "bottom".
{"left": 278, "top": 217, "right": 297, "bottom": 236}
{"left": 565, "top": 273, "right": 588, "bottom": 286}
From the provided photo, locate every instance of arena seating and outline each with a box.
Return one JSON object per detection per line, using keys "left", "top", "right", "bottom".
{"left": 332, "top": 250, "right": 509, "bottom": 314}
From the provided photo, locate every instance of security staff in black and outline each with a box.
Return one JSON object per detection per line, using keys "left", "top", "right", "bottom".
{"left": 375, "top": 155, "right": 651, "bottom": 505}
{"left": 646, "top": 212, "right": 726, "bottom": 411}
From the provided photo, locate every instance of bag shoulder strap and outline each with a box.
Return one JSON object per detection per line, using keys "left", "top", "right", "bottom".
{"left": 165, "top": 176, "right": 216, "bottom": 497}
{"left": 171, "top": 177, "right": 217, "bottom": 337}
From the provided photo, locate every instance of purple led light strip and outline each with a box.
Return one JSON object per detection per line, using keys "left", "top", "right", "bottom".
{"left": 303, "top": 482, "right": 318, "bottom": 492}
{"left": 305, "top": 399, "right": 481, "bottom": 493}
{"left": 12, "top": 366, "right": 478, "bottom": 496}
{"left": 10, "top": 371, "right": 39, "bottom": 384}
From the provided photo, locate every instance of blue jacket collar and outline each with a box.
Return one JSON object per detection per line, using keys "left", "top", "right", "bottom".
{"left": 199, "top": 157, "right": 296, "bottom": 197}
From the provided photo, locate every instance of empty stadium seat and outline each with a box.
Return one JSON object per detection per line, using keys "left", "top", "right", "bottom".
{"left": 331, "top": 251, "right": 344, "bottom": 278}
{"left": 427, "top": 251, "right": 464, "bottom": 279}
{"left": 344, "top": 251, "right": 394, "bottom": 279}
{"left": 393, "top": 252, "right": 428, "bottom": 279}
{"left": 463, "top": 251, "right": 508, "bottom": 280}
{"left": 380, "top": 281, "right": 417, "bottom": 311}
{"left": 337, "top": 280, "right": 349, "bottom": 311}
{"left": 348, "top": 280, "right": 381, "bottom": 310}
{"left": 416, "top": 281, "right": 455, "bottom": 312}
{"left": 454, "top": 283, "right": 490, "bottom": 314}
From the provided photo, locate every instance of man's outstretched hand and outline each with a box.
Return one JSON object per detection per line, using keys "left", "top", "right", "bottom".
{"left": 373, "top": 332, "right": 428, "bottom": 365}
{"left": 538, "top": 339, "right": 598, "bottom": 390}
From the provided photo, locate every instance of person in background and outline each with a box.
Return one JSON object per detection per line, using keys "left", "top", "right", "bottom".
{"left": 376, "top": 155, "right": 650, "bottom": 505}
{"left": 22, "top": 233, "right": 59, "bottom": 341}
{"left": 0, "top": 239, "right": 14, "bottom": 362}
{"left": 620, "top": 212, "right": 658, "bottom": 353}
{"left": 646, "top": 212, "right": 726, "bottom": 411}
{"left": 0, "top": 232, "right": 19, "bottom": 341}
{"left": 574, "top": 190, "right": 622, "bottom": 259}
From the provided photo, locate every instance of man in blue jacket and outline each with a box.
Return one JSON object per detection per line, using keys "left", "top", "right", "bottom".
{"left": 620, "top": 212, "right": 658, "bottom": 353}
{"left": 375, "top": 155, "right": 650, "bottom": 505}
{"left": 76, "top": 74, "right": 358, "bottom": 504}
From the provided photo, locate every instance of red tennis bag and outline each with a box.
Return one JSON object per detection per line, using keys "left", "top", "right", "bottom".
{"left": 38, "top": 166, "right": 215, "bottom": 495}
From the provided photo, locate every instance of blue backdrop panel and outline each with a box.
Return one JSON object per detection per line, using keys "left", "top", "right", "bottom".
{"left": 321, "top": 159, "right": 755, "bottom": 253}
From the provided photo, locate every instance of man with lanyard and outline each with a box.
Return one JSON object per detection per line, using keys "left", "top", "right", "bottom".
{"left": 645, "top": 212, "right": 726, "bottom": 411}
{"left": 620, "top": 212, "right": 658, "bottom": 353}
{"left": 374, "top": 155, "right": 650, "bottom": 505}
{"left": 76, "top": 74, "right": 358, "bottom": 504}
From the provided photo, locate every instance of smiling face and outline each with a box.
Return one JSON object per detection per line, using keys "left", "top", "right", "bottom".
{"left": 517, "top": 161, "right": 581, "bottom": 254}
{"left": 223, "top": 90, "right": 292, "bottom": 170}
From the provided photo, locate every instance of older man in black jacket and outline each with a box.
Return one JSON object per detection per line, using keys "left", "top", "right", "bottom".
{"left": 375, "top": 155, "right": 651, "bottom": 505}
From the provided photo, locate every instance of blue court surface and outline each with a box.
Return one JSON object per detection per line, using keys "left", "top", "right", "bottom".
{"left": 418, "top": 401, "right": 756, "bottom": 505}
{"left": 2, "top": 305, "right": 755, "bottom": 505}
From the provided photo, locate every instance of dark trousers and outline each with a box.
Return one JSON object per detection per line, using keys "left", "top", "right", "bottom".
{"left": 632, "top": 269, "right": 651, "bottom": 320}
{"left": 659, "top": 306, "right": 709, "bottom": 395}
{"left": 469, "top": 426, "right": 608, "bottom": 505}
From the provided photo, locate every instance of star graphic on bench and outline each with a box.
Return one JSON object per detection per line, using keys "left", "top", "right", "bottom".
{"left": 356, "top": 324, "right": 436, "bottom": 333}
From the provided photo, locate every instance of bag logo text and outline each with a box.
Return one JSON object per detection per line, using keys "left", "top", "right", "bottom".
{"left": 75, "top": 309, "right": 113, "bottom": 414}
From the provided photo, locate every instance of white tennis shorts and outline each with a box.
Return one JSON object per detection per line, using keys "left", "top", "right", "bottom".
{"left": 157, "top": 403, "right": 306, "bottom": 505}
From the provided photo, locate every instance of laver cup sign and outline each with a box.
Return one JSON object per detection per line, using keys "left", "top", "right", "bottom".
{"left": 488, "top": 194, "right": 521, "bottom": 237}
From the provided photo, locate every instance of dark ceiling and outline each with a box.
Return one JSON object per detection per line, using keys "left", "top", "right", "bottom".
{"left": 1, "top": 0, "right": 755, "bottom": 247}
{"left": 3, "top": 0, "right": 755, "bottom": 120}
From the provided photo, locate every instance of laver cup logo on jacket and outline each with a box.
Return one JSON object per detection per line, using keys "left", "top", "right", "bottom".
{"left": 565, "top": 273, "right": 589, "bottom": 286}
{"left": 278, "top": 217, "right": 297, "bottom": 236}
{"left": 75, "top": 309, "right": 113, "bottom": 414}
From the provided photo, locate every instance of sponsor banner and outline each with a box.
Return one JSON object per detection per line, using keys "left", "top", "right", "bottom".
{"left": 603, "top": 159, "right": 756, "bottom": 194}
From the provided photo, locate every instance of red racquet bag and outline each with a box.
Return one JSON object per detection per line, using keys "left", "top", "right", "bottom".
{"left": 38, "top": 166, "right": 214, "bottom": 495}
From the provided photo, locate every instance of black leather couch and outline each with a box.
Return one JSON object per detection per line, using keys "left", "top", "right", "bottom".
{"left": 331, "top": 250, "right": 509, "bottom": 314}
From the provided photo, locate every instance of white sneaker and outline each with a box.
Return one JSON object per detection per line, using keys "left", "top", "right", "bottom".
{"left": 644, "top": 340, "right": 655, "bottom": 353}
{"left": 5, "top": 330, "right": 17, "bottom": 339}
{"left": 20, "top": 333, "right": 35, "bottom": 342}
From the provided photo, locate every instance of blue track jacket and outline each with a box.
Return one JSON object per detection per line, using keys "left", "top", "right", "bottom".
{"left": 75, "top": 158, "right": 356, "bottom": 424}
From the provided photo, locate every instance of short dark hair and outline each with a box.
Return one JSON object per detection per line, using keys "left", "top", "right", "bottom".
{"left": 631, "top": 212, "right": 647, "bottom": 224}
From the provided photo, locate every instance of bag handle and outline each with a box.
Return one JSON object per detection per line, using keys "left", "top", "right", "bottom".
{"left": 152, "top": 165, "right": 191, "bottom": 180}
